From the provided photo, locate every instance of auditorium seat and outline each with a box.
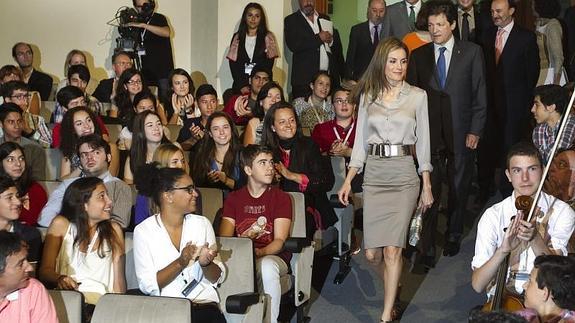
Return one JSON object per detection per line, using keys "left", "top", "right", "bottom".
{"left": 165, "top": 124, "right": 182, "bottom": 143}
{"left": 197, "top": 187, "right": 224, "bottom": 224}
{"left": 40, "top": 101, "right": 56, "bottom": 122}
{"left": 105, "top": 124, "right": 122, "bottom": 144}
{"left": 91, "top": 294, "right": 192, "bottom": 323}
{"left": 48, "top": 290, "right": 83, "bottom": 323}
{"left": 41, "top": 148, "right": 62, "bottom": 181}
{"left": 124, "top": 232, "right": 139, "bottom": 290}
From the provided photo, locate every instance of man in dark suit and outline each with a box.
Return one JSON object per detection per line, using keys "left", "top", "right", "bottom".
{"left": 477, "top": 0, "right": 539, "bottom": 199}
{"left": 453, "top": 0, "right": 486, "bottom": 44}
{"left": 383, "top": 0, "right": 422, "bottom": 40}
{"left": 11, "top": 43, "right": 52, "bottom": 101}
{"left": 345, "top": 0, "right": 388, "bottom": 81}
{"left": 285, "top": 0, "right": 344, "bottom": 99}
{"left": 92, "top": 51, "right": 133, "bottom": 103}
{"left": 407, "top": 0, "right": 486, "bottom": 261}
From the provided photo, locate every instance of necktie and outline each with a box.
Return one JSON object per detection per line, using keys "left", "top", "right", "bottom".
{"left": 409, "top": 6, "right": 416, "bottom": 26}
{"left": 437, "top": 47, "right": 447, "bottom": 89}
{"left": 495, "top": 28, "right": 505, "bottom": 64}
{"left": 461, "top": 12, "right": 470, "bottom": 41}
{"left": 373, "top": 25, "right": 379, "bottom": 47}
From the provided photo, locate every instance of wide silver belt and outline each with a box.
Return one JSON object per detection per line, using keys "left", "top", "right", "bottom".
{"left": 368, "top": 143, "right": 413, "bottom": 158}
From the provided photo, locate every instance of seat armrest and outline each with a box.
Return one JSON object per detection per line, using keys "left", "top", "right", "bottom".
{"left": 225, "top": 292, "right": 260, "bottom": 314}
{"left": 284, "top": 237, "right": 312, "bottom": 253}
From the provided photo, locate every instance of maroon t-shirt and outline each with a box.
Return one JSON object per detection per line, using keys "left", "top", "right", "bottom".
{"left": 223, "top": 186, "right": 292, "bottom": 263}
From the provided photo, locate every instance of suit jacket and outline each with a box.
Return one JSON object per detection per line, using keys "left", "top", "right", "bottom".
{"left": 453, "top": 6, "right": 486, "bottom": 44}
{"left": 482, "top": 23, "right": 539, "bottom": 142}
{"left": 284, "top": 11, "right": 344, "bottom": 96}
{"left": 345, "top": 21, "right": 389, "bottom": 81}
{"left": 28, "top": 69, "right": 53, "bottom": 101}
{"left": 407, "top": 40, "right": 487, "bottom": 155}
{"left": 92, "top": 77, "right": 114, "bottom": 103}
{"left": 383, "top": 1, "right": 415, "bottom": 40}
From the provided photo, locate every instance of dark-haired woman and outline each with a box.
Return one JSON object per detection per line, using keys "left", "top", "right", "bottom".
{"left": 163, "top": 68, "right": 198, "bottom": 124}
{"left": 243, "top": 81, "right": 284, "bottom": 146}
{"left": 190, "top": 111, "right": 243, "bottom": 192}
{"left": 124, "top": 111, "right": 172, "bottom": 184}
{"left": 0, "top": 142, "right": 47, "bottom": 226}
{"left": 261, "top": 101, "right": 337, "bottom": 238}
{"left": 226, "top": 2, "right": 279, "bottom": 94}
{"left": 40, "top": 177, "right": 126, "bottom": 306}
{"left": 134, "top": 164, "right": 225, "bottom": 323}
{"left": 292, "top": 71, "right": 334, "bottom": 129}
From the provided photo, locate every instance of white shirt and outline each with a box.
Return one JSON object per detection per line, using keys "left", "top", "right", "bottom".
{"left": 134, "top": 213, "right": 225, "bottom": 303}
{"left": 245, "top": 35, "right": 257, "bottom": 61}
{"left": 300, "top": 10, "right": 330, "bottom": 71}
{"left": 472, "top": 192, "right": 575, "bottom": 293}
{"left": 497, "top": 19, "right": 514, "bottom": 50}
{"left": 458, "top": 7, "right": 476, "bottom": 38}
{"left": 405, "top": 0, "right": 421, "bottom": 20}
{"left": 369, "top": 21, "right": 383, "bottom": 43}
{"left": 433, "top": 35, "right": 455, "bottom": 76}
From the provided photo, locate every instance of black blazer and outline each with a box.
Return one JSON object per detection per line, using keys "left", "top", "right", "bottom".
{"left": 228, "top": 32, "right": 275, "bottom": 92}
{"left": 407, "top": 40, "right": 487, "bottom": 155}
{"left": 274, "top": 136, "right": 337, "bottom": 229}
{"left": 284, "top": 12, "right": 344, "bottom": 97}
{"left": 28, "top": 69, "right": 53, "bottom": 101}
{"left": 92, "top": 77, "right": 114, "bottom": 103}
{"left": 345, "top": 21, "right": 388, "bottom": 81}
{"left": 482, "top": 23, "right": 539, "bottom": 141}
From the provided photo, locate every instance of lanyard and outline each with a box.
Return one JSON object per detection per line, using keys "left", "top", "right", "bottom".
{"left": 332, "top": 121, "right": 354, "bottom": 145}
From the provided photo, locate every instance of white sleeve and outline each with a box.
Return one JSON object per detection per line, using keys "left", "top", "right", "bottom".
{"left": 348, "top": 94, "right": 369, "bottom": 171}
{"left": 548, "top": 204, "right": 575, "bottom": 255}
{"left": 134, "top": 224, "right": 160, "bottom": 296}
{"left": 471, "top": 208, "right": 499, "bottom": 270}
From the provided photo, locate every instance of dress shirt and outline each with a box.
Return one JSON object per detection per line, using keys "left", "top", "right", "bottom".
{"left": 405, "top": 0, "right": 422, "bottom": 19}
{"left": 0, "top": 278, "right": 58, "bottom": 323}
{"left": 369, "top": 21, "right": 383, "bottom": 43}
{"left": 301, "top": 10, "right": 330, "bottom": 71}
{"left": 458, "top": 7, "right": 476, "bottom": 39}
{"left": 134, "top": 213, "right": 225, "bottom": 303}
{"left": 472, "top": 192, "right": 575, "bottom": 293}
{"left": 498, "top": 19, "right": 514, "bottom": 50}
{"left": 532, "top": 113, "right": 575, "bottom": 163}
{"left": 433, "top": 35, "right": 455, "bottom": 76}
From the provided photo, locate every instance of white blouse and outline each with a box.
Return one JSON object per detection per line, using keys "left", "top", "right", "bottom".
{"left": 133, "top": 213, "right": 225, "bottom": 303}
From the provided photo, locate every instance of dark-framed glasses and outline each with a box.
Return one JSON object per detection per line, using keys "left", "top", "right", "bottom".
{"left": 169, "top": 184, "right": 196, "bottom": 194}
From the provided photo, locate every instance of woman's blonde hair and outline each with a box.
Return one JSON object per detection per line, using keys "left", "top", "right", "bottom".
{"left": 351, "top": 38, "right": 408, "bottom": 105}
{"left": 153, "top": 143, "right": 189, "bottom": 174}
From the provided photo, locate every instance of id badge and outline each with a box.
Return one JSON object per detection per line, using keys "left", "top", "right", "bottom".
{"left": 244, "top": 62, "right": 255, "bottom": 75}
{"left": 138, "top": 48, "right": 146, "bottom": 56}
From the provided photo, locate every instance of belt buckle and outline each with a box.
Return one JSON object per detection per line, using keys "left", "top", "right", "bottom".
{"left": 382, "top": 144, "right": 391, "bottom": 158}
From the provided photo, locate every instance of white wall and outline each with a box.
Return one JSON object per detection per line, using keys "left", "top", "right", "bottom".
{"left": 0, "top": 0, "right": 296, "bottom": 100}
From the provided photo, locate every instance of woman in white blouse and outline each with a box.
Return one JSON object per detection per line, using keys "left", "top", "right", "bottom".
{"left": 133, "top": 164, "right": 226, "bottom": 322}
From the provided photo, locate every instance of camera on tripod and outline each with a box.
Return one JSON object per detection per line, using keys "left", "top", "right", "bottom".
{"left": 116, "top": 7, "right": 142, "bottom": 53}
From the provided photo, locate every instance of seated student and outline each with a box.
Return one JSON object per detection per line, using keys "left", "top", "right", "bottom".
{"left": 92, "top": 51, "right": 133, "bottom": 104}
{"left": 292, "top": 71, "right": 334, "bottom": 129}
{"left": 531, "top": 84, "right": 574, "bottom": 163}
{"left": 55, "top": 49, "right": 98, "bottom": 95}
{"left": 220, "top": 144, "right": 292, "bottom": 323}
{"left": 112, "top": 68, "right": 168, "bottom": 125}
{"left": 471, "top": 142, "right": 575, "bottom": 296}
{"left": 515, "top": 255, "right": 575, "bottom": 323}
{"left": 53, "top": 86, "right": 110, "bottom": 146}
{"left": 123, "top": 111, "right": 172, "bottom": 185}
{"left": 0, "top": 66, "right": 41, "bottom": 116}
{"left": 0, "top": 142, "right": 47, "bottom": 226}
{"left": 39, "top": 177, "right": 126, "bottom": 307}
{"left": 0, "top": 103, "right": 46, "bottom": 181}
{"left": 177, "top": 84, "right": 217, "bottom": 151}
{"left": 0, "top": 177, "right": 42, "bottom": 266}
{"left": 0, "top": 231, "right": 58, "bottom": 323}
{"left": 1, "top": 81, "right": 50, "bottom": 147}
{"left": 261, "top": 102, "right": 337, "bottom": 238}
{"left": 11, "top": 42, "right": 53, "bottom": 101}
{"left": 53, "top": 65, "right": 106, "bottom": 119}
{"left": 223, "top": 65, "right": 271, "bottom": 126}
{"left": 133, "top": 143, "right": 188, "bottom": 226}
{"left": 134, "top": 164, "right": 226, "bottom": 323}
{"left": 190, "top": 111, "right": 243, "bottom": 192}
{"left": 57, "top": 106, "right": 119, "bottom": 180}
{"left": 163, "top": 68, "right": 198, "bottom": 125}
{"left": 243, "top": 81, "right": 284, "bottom": 146}
{"left": 311, "top": 87, "right": 356, "bottom": 156}
{"left": 38, "top": 135, "right": 132, "bottom": 229}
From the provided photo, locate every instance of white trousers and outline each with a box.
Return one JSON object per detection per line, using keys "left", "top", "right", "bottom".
{"left": 256, "top": 255, "right": 289, "bottom": 323}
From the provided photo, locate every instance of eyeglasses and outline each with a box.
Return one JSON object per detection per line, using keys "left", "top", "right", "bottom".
{"left": 333, "top": 98, "right": 350, "bottom": 105}
{"left": 169, "top": 184, "right": 196, "bottom": 194}
{"left": 127, "top": 79, "right": 142, "bottom": 85}
{"left": 10, "top": 93, "right": 31, "bottom": 100}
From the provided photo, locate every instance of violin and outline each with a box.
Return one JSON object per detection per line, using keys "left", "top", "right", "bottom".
{"left": 482, "top": 195, "right": 533, "bottom": 312}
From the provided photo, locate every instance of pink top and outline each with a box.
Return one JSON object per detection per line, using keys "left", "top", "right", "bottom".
{"left": 0, "top": 278, "right": 58, "bottom": 323}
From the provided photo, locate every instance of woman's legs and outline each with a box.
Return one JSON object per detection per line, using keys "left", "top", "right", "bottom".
{"left": 365, "top": 246, "right": 403, "bottom": 321}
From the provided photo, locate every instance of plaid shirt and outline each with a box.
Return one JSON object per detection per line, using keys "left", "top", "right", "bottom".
{"left": 532, "top": 113, "right": 575, "bottom": 163}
